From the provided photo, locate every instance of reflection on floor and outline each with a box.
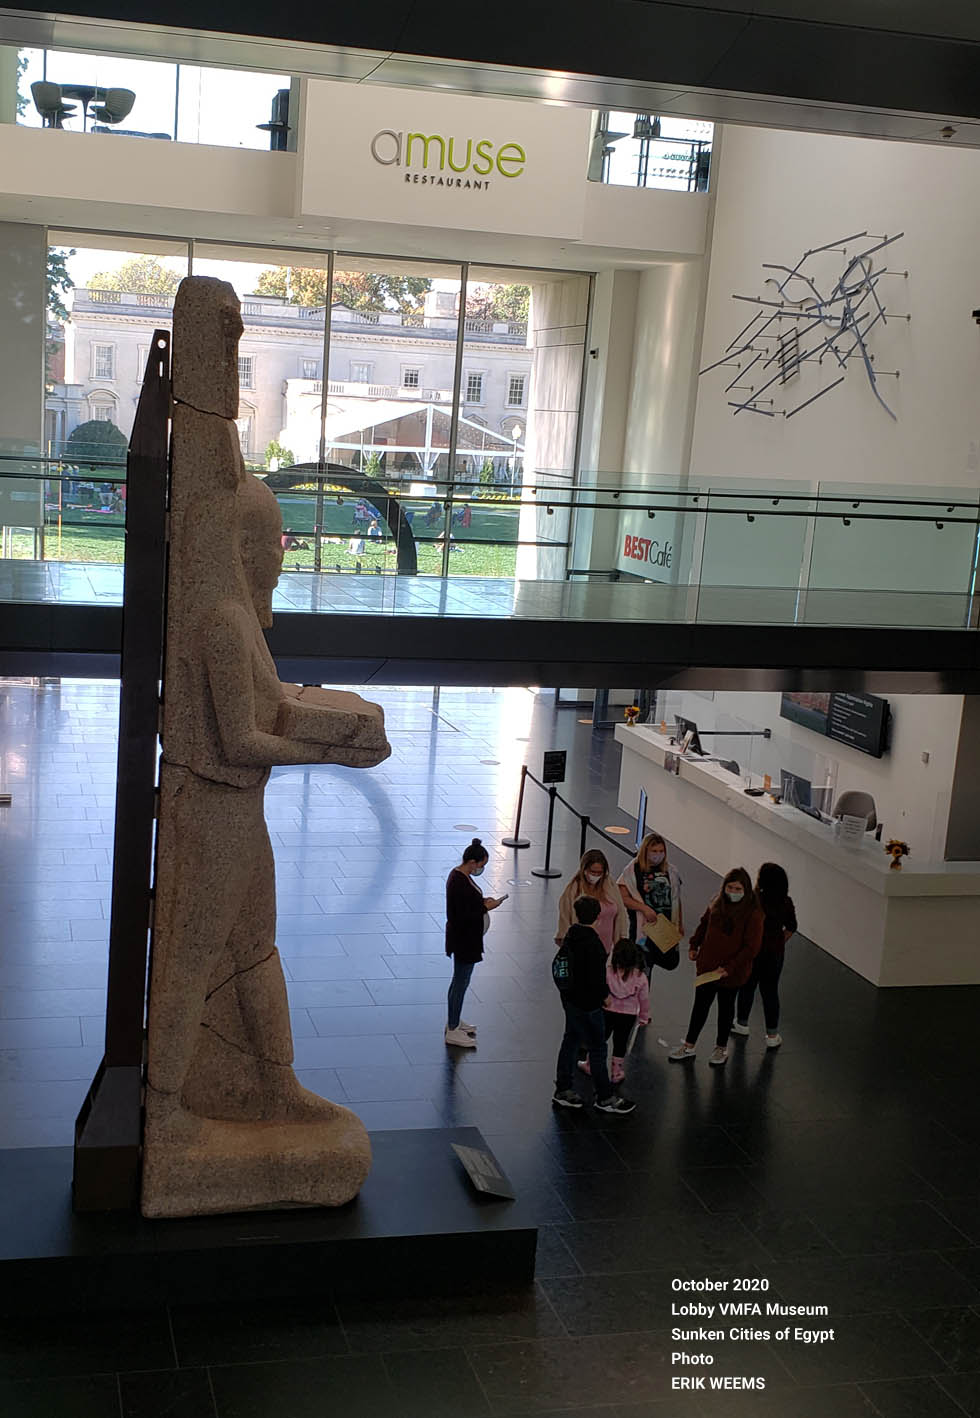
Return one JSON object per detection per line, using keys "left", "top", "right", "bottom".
{"left": 0, "top": 680, "right": 978, "bottom": 1417}
{"left": 1, "top": 559, "right": 971, "bottom": 628}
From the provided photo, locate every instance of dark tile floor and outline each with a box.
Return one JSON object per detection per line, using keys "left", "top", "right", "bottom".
{"left": 0, "top": 680, "right": 978, "bottom": 1416}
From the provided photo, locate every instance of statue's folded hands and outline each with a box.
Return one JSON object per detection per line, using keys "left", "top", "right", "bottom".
{"left": 276, "top": 684, "right": 389, "bottom": 758}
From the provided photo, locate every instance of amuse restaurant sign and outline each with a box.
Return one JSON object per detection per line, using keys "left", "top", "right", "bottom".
{"left": 302, "top": 82, "right": 591, "bottom": 238}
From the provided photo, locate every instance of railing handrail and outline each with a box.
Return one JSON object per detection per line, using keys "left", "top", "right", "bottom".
{"left": 7, "top": 454, "right": 980, "bottom": 525}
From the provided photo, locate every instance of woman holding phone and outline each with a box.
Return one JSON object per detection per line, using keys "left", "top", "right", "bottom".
{"left": 444, "top": 838, "right": 506, "bottom": 1048}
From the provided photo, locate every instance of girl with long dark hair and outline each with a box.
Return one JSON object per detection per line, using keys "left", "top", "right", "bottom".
{"left": 668, "top": 867, "right": 763, "bottom": 1067}
{"left": 444, "top": 838, "right": 504, "bottom": 1048}
{"left": 731, "top": 862, "right": 796, "bottom": 1048}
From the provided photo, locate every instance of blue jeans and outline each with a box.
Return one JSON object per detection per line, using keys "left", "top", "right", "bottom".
{"left": 447, "top": 958, "right": 475, "bottom": 1030}
{"left": 555, "top": 1002, "right": 612, "bottom": 1098}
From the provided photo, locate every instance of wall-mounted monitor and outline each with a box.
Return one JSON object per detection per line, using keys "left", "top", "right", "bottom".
{"left": 779, "top": 692, "right": 831, "bottom": 735}
{"left": 780, "top": 691, "right": 889, "bottom": 758}
{"left": 826, "top": 693, "right": 890, "bottom": 758}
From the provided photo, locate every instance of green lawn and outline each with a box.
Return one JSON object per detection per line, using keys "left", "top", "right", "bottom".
{"left": 11, "top": 513, "right": 519, "bottom": 578}
{"left": 8, "top": 482, "right": 523, "bottom": 576}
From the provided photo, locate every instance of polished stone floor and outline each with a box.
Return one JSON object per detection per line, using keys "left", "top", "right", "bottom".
{"left": 0, "top": 680, "right": 978, "bottom": 1417}
{"left": 0, "top": 558, "right": 973, "bottom": 627}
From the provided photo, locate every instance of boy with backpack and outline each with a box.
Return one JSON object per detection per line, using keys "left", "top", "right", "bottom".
{"left": 552, "top": 896, "right": 636, "bottom": 1114}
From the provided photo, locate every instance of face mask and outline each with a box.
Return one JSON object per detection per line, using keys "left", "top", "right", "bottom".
{"left": 725, "top": 888, "right": 744, "bottom": 904}
{"left": 471, "top": 864, "right": 485, "bottom": 876}
{"left": 584, "top": 872, "right": 603, "bottom": 885}
{"left": 649, "top": 851, "right": 666, "bottom": 866}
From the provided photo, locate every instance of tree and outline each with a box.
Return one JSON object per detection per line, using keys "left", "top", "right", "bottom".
{"left": 47, "top": 248, "right": 75, "bottom": 322}
{"left": 16, "top": 54, "right": 28, "bottom": 117}
{"left": 255, "top": 267, "right": 431, "bottom": 315}
{"left": 66, "top": 419, "right": 128, "bottom": 462}
{"left": 466, "top": 283, "right": 530, "bottom": 326}
{"left": 265, "top": 440, "right": 295, "bottom": 470}
{"left": 46, "top": 248, "right": 75, "bottom": 385}
{"left": 479, "top": 458, "right": 495, "bottom": 486}
{"left": 362, "top": 451, "right": 384, "bottom": 480}
{"left": 88, "top": 256, "right": 181, "bottom": 297}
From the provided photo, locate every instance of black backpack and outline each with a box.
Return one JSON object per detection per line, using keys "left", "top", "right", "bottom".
{"left": 552, "top": 939, "right": 574, "bottom": 992}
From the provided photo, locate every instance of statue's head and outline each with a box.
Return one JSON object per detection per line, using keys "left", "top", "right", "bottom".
{"left": 172, "top": 276, "right": 243, "bottom": 419}
{"left": 239, "top": 474, "right": 284, "bottom": 628}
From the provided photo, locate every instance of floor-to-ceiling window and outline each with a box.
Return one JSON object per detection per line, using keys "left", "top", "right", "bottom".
{"left": 4, "top": 230, "right": 589, "bottom": 582}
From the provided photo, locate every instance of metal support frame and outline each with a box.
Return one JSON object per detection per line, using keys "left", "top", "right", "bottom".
{"left": 72, "top": 332, "right": 171, "bottom": 1212}
{"left": 442, "top": 262, "right": 469, "bottom": 579}
{"left": 530, "top": 785, "right": 562, "bottom": 878}
{"left": 502, "top": 764, "right": 531, "bottom": 848}
{"left": 315, "top": 251, "right": 335, "bottom": 575}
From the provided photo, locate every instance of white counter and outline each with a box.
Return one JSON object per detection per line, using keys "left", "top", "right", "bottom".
{"left": 615, "top": 724, "right": 980, "bottom": 986}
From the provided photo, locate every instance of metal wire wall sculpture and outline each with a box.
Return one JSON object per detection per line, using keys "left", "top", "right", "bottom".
{"left": 700, "top": 231, "right": 909, "bottom": 420}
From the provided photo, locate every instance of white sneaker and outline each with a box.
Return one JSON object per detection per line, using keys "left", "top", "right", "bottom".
{"left": 708, "top": 1046, "right": 728, "bottom": 1066}
{"left": 445, "top": 1026, "right": 477, "bottom": 1048}
{"left": 766, "top": 1033, "right": 783, "bottom": 1048}
{"left": 730, "top": 1022, "right": 750, "bottom": 1036}
{"left": 668, "top": 1043, "right": 696, "bottom": 1062}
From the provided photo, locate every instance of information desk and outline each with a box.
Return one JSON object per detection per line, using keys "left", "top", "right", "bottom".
{"left": 615, "top": 724, "right": 980, "bottom": 986}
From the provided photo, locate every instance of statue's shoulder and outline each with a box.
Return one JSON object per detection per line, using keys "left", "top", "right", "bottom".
{"left": 193, "top": 598, "right": 255, "bottom": 653}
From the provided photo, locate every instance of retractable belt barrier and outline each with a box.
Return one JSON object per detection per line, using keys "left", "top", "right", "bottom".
{"left": 502, "top": 764, "right": 634, "bottom": 879}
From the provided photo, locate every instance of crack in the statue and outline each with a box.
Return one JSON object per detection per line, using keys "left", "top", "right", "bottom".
{"left": 200, "top": 1021, "right": 288, "bottom": 1068}
{"left": 205, "top": 948, "right": 278, "bottom": 1002}
{"left": 172, "top": 396, "right": 235, "bottom": 421}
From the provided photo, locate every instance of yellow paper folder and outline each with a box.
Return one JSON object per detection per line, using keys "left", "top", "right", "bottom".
{"left": 641, "top": 914, "right": 683, "bottom": 955}
{"left": 694, "top": 968, "right": 725, "bottom": 987}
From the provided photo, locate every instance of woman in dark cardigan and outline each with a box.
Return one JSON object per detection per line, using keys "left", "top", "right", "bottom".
{"left": 445, "top": 838, "right": 504, "bottom": 1048}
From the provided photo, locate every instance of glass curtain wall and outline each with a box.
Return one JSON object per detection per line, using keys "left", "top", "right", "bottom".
{"left": 15, "top": 48, "right": 288, "bottom": 148}
{"left": 191, "top": 242, "right": 331, "bottom": 569}
{"left": 38, "top": 233, "right": 189, "bottom": 565}
{"left": 4, "top": 230, "right": 590, "bottom": 581}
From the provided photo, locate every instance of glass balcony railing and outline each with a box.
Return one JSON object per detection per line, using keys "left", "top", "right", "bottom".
{"left": 1, "top": 455, "right": 978, "bottom": 629}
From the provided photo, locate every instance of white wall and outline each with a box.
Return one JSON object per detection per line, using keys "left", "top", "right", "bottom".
{"left": 0, "top": 124, "right": 296, "bottom": 218}
{"left": 662, "top": 689, "right": 963, "bottom": 862}
{"left": 0, "top": 220, "right": 44, "bottom": 450}
{"left": 690, "top": 125, "right": 980, "bottom": 490}
{"left": 0, "top": 46, "right": 18, "bottom": 126}
{"left": 516, "top": 274, "right": 589, "bottom": 580}
{"left": 580, "top": 183, "right": 708, "bottom": 259}
{"left": 623, "top": 261, "right": 705, "bottom": 487}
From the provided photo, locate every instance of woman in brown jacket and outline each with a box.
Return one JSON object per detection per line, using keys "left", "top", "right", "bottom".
{"left": 668, "top": 867, "right": 763, "bottom": 1067}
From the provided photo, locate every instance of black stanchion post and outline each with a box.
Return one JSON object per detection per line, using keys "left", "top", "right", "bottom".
{"left": 502, "top": 764, "right": 531, "bottom": 848}
{"left": 531, "top": 785, "right": 562, "bottom": 879}
{"left": 579, "top": 813, "right": 590, "bottom": 859}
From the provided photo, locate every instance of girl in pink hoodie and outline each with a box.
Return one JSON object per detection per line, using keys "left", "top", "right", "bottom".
{"left": 581, "top": 938, "right": 650, "bottom": 1086}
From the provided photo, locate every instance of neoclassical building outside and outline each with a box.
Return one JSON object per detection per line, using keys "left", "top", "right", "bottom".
{"left": 48, "top": 285, "right": 533, "bottom": 480}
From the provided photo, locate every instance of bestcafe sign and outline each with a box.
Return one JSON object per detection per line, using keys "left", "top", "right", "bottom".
{"left": 301, "top": 81, "right": 592, "bottom": 239}
{"left": 614, "top": 506, "right": 679, "bottom": 583}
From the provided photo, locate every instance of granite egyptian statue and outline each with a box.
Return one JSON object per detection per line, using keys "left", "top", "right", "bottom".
{"left": 141, "top": 276, "right": 390, "bottom": 1218}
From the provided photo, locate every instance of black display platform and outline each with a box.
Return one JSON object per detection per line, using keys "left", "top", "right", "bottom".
{"left": 0, "top": 1129, "right": 537, "bottom": 1315}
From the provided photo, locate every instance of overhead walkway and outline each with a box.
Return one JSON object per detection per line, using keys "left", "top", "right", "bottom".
{"left": 3, "top": 461, "right": 980, "bottom": 689}
{"left": 3, "top": 561, "right": 979, "bottom": 691}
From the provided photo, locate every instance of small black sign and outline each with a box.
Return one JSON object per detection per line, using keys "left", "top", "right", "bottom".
{"left": 542, "top": 750, "right": 567, "bottom": 784}
{"left": 451, "top": 1143, "right": 516, "bottom": 1199}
